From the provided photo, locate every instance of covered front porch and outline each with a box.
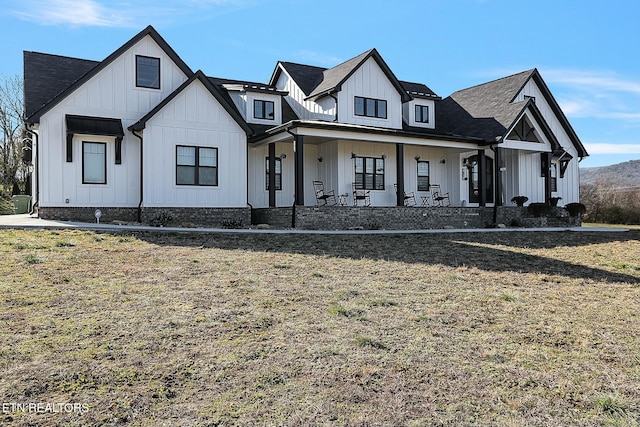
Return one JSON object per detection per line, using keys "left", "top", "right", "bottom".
{"left": 249, "top": 120, "right": 513, "bottom": 210}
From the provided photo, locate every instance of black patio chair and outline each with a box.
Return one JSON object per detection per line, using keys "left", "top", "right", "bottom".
{"left": 313, "top": 180, "right": 337, "bottom": 206}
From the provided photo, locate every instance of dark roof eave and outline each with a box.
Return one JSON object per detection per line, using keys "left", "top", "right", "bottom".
{"left": 129, "top": 71, "right": 252, "bottom": 136}
{"left": 248, "top": 120, "right": 483, "bottom": 145}
{"left": 27, "top": 25, "right": 194, "bottom": 124}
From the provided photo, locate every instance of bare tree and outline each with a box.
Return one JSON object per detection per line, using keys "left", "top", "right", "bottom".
{"left": 0, "top": 74, "right": 30, "bottom": 196}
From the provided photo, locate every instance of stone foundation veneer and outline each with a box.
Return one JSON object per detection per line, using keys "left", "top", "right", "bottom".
{"left": 37, "top": 205, "right": 580, "bottom": 230}
{"left": 38, "top": 206, "right": 251, "bottom": 228}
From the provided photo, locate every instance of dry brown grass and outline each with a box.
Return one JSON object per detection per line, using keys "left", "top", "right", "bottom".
{"left": 1, "top": 228, "right": 639, "bottom": 426}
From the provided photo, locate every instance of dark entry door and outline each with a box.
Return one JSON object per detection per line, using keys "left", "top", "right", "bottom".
{"left": 467, "top": 155, "right": 494, "bottom": 204}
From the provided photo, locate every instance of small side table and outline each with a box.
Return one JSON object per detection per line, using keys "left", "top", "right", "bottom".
{"left": 338, "top": 194, "right": 349, "bottom": 206}
{"left": 421, "top": 196, "right": 431, "bottom": 207}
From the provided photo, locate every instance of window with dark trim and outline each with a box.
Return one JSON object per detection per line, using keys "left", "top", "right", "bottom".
{"left": 417, "top": 160, "right": 430, "bottom": 191}
{"left": 136, "top": 55, "right": 160, "bottom": 89}
{"left": 550, "top": 163, "right": 558, "bottom": 192}
{"left": 82, "top": 142, "right": 106, "bottom": 184}
{"left": 265, "top": 157, "right": 282, "bottom": 190}
{"left": 415, "top": 105, "right": 430, "bottom": 123}
{"left": 254, "top": 100, "right": 275, "bottom": 120}
{"left": 354, "top": 96, "right": 387, "bottom": 119}
{"left": 176, "top": 145, "right": 218, "bottom": 186}
{"left": 354, "top": 156, "right": 385, "bottom": 190}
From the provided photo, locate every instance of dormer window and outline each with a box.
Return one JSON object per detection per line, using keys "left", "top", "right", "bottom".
{"left": 136, "top": 55, "right": 160, "bottom": 89}
{"left": 415, "top": 105, "right": 429, "bottom": 123}
{"left": 355, "top": 96, "right": 387, "bottom": 119}
{"left": 254, "top": 100, "right": 275, "bottom": 120}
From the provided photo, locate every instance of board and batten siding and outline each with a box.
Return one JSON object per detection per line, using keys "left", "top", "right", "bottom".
{"left": 275, "top": 70, "right": 335, "bottom": 121}
{"left": 248, "top": 143, "right": 295, "bottom": 208}
{"left": 515, "top": 79, "right": 581, "bottom": 203}
{"left": 337, "top": 57, "right": 403, "bottom": 129}
{"left": 142, "top": 79, "right": 247, "bottom": 208}
{"left": 37, "top": 35, "right": 190, "bottom": 208}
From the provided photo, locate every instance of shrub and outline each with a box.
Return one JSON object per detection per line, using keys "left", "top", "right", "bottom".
{"left": 564, "top": 202, "right": 586, "bottom": 217}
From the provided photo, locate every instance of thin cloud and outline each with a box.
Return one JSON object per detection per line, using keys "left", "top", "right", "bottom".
{"left": 12, "top": 0, "right": 135, "bottom": 27}
{"left": 10, "top": 0, "right": 252, "bottom": 28}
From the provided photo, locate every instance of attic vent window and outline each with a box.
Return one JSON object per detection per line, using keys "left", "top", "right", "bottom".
{"left": 254, "top": 100, "right": 275, "bottom": 120}
{"left": 136, "top": 55, "right": 160, "bottom": 89}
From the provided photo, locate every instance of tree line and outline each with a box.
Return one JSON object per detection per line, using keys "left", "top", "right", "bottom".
{"left": 580, "top": 181, "right": 640, "bottom": 225}
{"left": 0, "top": 74, "right": 30, "bottom": 198}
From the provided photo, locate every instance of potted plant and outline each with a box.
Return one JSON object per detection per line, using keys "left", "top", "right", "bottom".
{"left": 549, "top": 196, "right": 562, "bottom": 206}
{"left": 510, "top": 196, "right": 528, "bottom": 207}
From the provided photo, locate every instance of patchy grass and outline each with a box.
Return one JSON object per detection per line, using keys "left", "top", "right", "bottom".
{"left": 1, "top": 228, "right": 640, "bottom": 426}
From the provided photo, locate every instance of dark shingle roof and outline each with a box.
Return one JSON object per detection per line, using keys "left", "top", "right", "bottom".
{"left": 436, "top": 70, "right": 537, "bottom": 142}
{"left": 274, "top": 49, "right": 412, "bottom": 103}
{"left": 436, "top": 69, "right": 587, "bottom": 157}
{"left": 276, "top": 62, "right": 326, "bottom": 96}
{"left": 24, "top": 51, "right": 99, "bottom": 119}
{"left": 400, "top": 80, "right": 440, "bottom": 100}
{"left": 25, "top": 25, "right": 193, "bottom": 124}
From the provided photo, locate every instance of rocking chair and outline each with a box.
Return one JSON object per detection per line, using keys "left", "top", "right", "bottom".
{"left": 430, "top": 184, "right": 451, "bottom": 207}
{"left": 352, "top": 184, "right": 371, "bottom": 207}
{"left": 313, "top": 180, "right": 337, "bottom": 206}
{"left": 394, "top": 184, "right": 416, "bottom": 207}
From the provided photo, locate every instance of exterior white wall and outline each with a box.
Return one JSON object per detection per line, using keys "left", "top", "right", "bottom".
{"left": 275, "top": 69, "right": 335, "bottom": 121}
{"left": 142, "top": 80, "right": 247, "bottom": 207}
{"left": 337, "top": 58, "right": 403, "bottom": 129}
{"left": 403, "top": 99, "right": 436, "bottom": 129}
{"left": 248, "top": 143, "right": 295, "bottom": 208}
{"left": 516, "top": 79, "right": 581, "bottom": 202}
{"left": 38, "top": 34, "right": 189, "bottom": 207}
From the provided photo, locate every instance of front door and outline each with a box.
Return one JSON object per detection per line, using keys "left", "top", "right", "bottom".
{"left": 466, "top": 155, "right": 494, "bottom": 204}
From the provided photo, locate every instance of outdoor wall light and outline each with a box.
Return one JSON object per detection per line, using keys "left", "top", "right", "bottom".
{"left": 440, "top": 158, "right": 446, "bottom": 164}
{"left": 278, "top": 153, "right": 287, "bottom": 159}
{"left": 381, "top": 153, "right": 387, "bottom": 160}
{"left": 351, "top": 152, "right": 357, "bottom": 158}
{"left": 317, "top": 156, "right": 323, "bottom": 162}
{"left": 414, "top": 155, "right": 421, "bottom": 161}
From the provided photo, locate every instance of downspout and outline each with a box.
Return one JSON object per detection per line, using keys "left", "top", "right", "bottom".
{"left": 24, "top": 126, "right": 39, "bottom": 215}
{"left": 286, "top": 127, "right": 297, "bottom": 228}
{"left": 490, "top": 137, "right": 504, "bottom": 225}
{"left": 132, "top": 130, "right": 144, "bottom": 223}
{"left": 329, "top": 93, "right": 338, "bottom": 122}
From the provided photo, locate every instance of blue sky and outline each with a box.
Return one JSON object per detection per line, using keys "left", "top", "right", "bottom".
{"left": 1, "top": 0, "right": 638, "bottom": 168}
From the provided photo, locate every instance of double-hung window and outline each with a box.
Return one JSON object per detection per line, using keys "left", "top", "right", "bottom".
{"left": 354, "top": 156, "right": 385, "bottom": 190}
{"left": 136, "top": 55, "right": 160, "bottom": 89}
{"left": 417, "top": 160, "right": 430, "bottom": 191}
{"left": 354, "top": 96, "right": 387, "bottom": 119}
{"left": 254, "top": 100, "right": 275, "bottom": 120}
{"left": 176, "top": 145, "right": 218, "bottom": 186}
{"left": 265, "top": 157, "right": 282, "bottom": 190}
{"left": 415, "top": 105, "right": 429, "bottom": 123}
{"left": 82, "top": 142, "right": 106, "bottom": 184}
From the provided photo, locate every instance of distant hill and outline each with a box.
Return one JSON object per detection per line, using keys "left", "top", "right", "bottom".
{"left": 581, "top": 160, "right": 640, "bottom": 188}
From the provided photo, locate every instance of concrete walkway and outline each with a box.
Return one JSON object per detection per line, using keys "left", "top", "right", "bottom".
{"left": 0, "top": 213, "right": 629, "bottom": 234}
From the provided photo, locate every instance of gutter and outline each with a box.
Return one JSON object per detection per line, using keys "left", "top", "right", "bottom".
{"left": 132, "top": 130, "right": 144, "bottom": 223}
{"left": 24, "top": 126, "right": 39, "bottom": 215}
